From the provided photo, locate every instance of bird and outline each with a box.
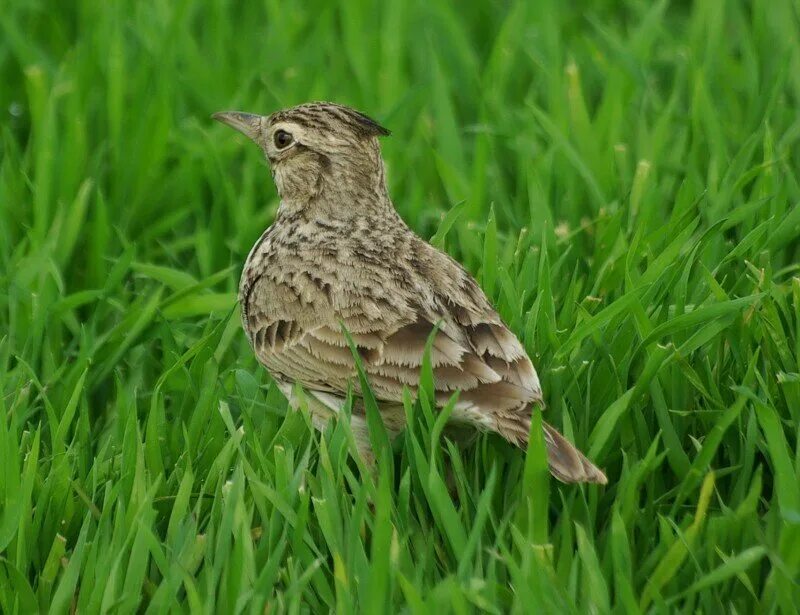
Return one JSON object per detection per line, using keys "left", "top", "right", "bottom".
{"left": 213, "top": 102, "right": 607, "bottom": 484}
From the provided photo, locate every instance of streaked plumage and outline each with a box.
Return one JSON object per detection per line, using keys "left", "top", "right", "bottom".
{"left": 214, "top": 102, "right": 606, "bottom": 484}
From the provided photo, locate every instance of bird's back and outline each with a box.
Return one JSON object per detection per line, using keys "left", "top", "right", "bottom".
{"left": 240, "top": 207, "right": 541, "bottom": 408}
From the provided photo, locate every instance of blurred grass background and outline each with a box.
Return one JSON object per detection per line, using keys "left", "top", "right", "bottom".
{"left": 2, "top": 0, "right": 800, "bottom": 611}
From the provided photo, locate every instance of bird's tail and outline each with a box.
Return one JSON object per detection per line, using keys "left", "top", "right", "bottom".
{"left": 497, "top": 415, "right": 607, "bottom": 484}
{"left": 541, "top": 421, "right": 607, "bottom": 484}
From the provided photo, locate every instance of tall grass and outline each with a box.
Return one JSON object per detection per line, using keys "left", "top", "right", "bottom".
{"left": 1, "top": 0, "right": 799, "bottom": 611}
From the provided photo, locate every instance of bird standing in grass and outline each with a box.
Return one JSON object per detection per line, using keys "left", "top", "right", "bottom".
{"left": 214, "top": 102, "right": 607, "bottom": 484}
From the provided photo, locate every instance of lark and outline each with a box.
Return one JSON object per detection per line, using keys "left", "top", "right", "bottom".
{"left": 214, "top": 102, "right": 606, "bottom": 484}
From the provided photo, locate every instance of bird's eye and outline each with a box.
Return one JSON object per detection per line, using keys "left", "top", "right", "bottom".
{"left": 274, "top": 130, "right": 293, "bottom": 149}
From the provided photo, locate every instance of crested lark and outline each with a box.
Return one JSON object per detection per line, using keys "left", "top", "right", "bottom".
{"left": 214, "top": 102, "right": 607, "bottom": 484}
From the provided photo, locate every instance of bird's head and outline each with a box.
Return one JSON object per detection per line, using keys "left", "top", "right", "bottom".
{"left": 213, "top": 102, "right": 391, "bottom": 214}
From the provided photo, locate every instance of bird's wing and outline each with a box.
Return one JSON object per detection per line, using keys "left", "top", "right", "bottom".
{"left": 242, "top": 242, "right": 542, "bottom": 419}
{"left": 242, "top": 238, "right": 612, "bottom": 484}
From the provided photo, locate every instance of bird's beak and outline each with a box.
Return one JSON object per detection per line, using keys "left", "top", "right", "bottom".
{"left": 212, "top": 111, "right": 264, "bottom": 142}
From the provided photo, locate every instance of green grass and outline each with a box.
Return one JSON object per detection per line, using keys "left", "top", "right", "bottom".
{"left": 2, "top": 0, "right": 800, "bottom": 611}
